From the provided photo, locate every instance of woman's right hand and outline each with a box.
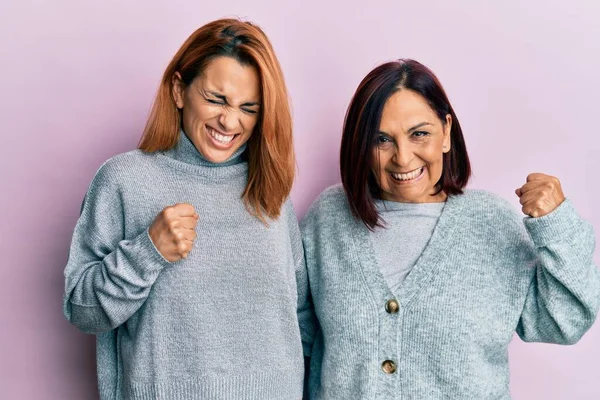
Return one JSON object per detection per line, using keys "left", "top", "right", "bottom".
{"left": 149, "top": 203, "right": 199, "bottom": 262}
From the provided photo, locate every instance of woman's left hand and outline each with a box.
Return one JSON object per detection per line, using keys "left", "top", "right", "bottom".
{"left": 515, "top": 173, "right": 566, "bottom": 218}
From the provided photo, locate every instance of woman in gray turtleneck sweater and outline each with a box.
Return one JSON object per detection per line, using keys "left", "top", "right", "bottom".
{"left": 63, "top": 19, "right": 310, "bottom": 400}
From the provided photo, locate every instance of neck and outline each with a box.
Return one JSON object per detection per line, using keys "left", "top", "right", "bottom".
{"left": 157, "top": 130, "right": 249, "bottom": 181}
{"left": 170, "top": 130, "right": 247, "bottom": 167}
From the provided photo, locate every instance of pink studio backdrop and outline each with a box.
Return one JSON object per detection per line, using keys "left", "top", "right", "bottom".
{"left": 1, "top": 0, "right": 598, "bottom": 398}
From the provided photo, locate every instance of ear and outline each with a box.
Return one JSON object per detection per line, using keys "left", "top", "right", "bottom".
{"left": 442, "top": 114, "right": 452, "bottom": 153}
{"left": 172, "top": 72, "right": 185, "bottom": 109}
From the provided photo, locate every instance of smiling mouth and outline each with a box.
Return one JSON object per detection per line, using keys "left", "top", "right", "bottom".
{"left": 390, "top": 166, "right": 425, "bottom": 182}
{"left": 207, "top": 125, "right": 239, "bottom": 145}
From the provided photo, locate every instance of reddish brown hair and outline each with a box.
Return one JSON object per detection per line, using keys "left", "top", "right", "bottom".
{"left": 139, "top": 18, "right": 294, "bottom": 221}
{"left": 340, "top": 59, "right": 471, "bottom": 229}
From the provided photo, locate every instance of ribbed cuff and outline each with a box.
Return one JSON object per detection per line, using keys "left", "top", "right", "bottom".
{"left": 523, "top": 198, "right": 581, "bottom": 246}
{"left": 128, "top": 228, "right": 173, "bottom": 278}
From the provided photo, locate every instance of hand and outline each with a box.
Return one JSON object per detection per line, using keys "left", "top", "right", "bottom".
{"left": 515, "top": 173, "right": 565, "bottom": 218}
{"left": 148, "top": 203, "right": 199, "bottom": 262}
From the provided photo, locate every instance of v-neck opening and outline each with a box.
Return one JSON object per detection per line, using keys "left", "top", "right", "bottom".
{"left": 352, "top": 194, "right": 463, "bottom": 309}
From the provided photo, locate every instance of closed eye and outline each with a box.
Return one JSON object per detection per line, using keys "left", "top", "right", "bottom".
{"left": 207, "top": 98, "right": 225, "bottom": 105}
{"left": 412, "top": 131, "right": 430, "bottom": 138}
{"left": 206, "top": 97, "right": 258, "bottom": 114}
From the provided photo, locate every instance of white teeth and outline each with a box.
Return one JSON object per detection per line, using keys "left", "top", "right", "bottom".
{"left": 208, "top": 127, "right": 234, "bottom": 144}
{"left": 391, "top": 167, "right": 423, "bottom": 181}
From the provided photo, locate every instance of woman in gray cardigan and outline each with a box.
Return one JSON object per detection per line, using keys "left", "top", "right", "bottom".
{"left": 300, "top": 59, "right": 600, "bottom": 399}
{"left": 63, "top": 19, "right": 310, "bottom": 400}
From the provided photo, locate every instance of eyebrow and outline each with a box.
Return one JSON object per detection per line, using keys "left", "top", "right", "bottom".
{"left": 407, "top": 122, "right": 433, "bottom": 132}
{"left": 207, "top": 90, "right": 260, "bottom": 107}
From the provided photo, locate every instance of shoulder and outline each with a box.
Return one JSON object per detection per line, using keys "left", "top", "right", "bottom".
{"left": 304, "top": 184, "right": 348, "bottom": 216}
{"left": 458, "top": 189, "right": 519, "bottom": 216}
{"left": 89, "top": 149, "right": 157, "bottom": 190}
{"left": 300, "top": 184, "right": 353, "bottom": 233}
{"left": 451, "top": 188, "right": 525, "bottom": 235}
{"left": 302, "top": 184, "right": 347, "bottom": 220}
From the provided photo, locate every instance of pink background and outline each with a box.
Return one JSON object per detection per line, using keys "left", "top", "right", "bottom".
{"left": 1, "top": 0, "right": 599, "bottom": 398}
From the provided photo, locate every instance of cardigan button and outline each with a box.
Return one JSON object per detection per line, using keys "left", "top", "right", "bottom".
{"left": 382, "top": 360, "right": 397, "bottom": 374}
{"left": 385, "top": 299, "right": 399, "bottom": 314}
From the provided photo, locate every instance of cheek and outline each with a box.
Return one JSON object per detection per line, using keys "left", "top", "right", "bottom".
{"left": 378, "top": 149, "right": 395, "bottom": 170}
{"left": 184, "top": 103, "right": 217, "bottom": 124}
{"left": 371, "top": 149, "right": 392, "bottom": 180}
{"left": 422, "top": 142, "right": 445, "bottom": 164}
{"left": 370, "top": 149, "right": 382, "bottom": 172}
{"left": 241, "top": 115, "right": 259, "bottom": 133}
{"left": 199, "top": 105, "right": 219, "bottom": 122}
{"left": 422, "top": 144, "right": 445, "bottom": 180}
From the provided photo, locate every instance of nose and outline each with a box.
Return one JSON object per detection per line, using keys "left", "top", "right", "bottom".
{"left": 217, "top": 109, "right": 239, "bottom": 133}
{"left": 392, "top": 142, "right": 414, "bottom": 167}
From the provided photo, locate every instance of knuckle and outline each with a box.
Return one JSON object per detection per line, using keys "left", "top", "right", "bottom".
{"left": 163, "top": 206, "right": 175, "bottom": 217}
{"left": 177, "top": 203, "right": 191, "bottom": 212}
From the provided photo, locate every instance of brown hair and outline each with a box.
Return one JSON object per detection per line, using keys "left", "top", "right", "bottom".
{"left": 340, "top": 59, "right": 471, "bottom": 229}
{"left": 139, "top": 18, "right": 294, "bottom": 221}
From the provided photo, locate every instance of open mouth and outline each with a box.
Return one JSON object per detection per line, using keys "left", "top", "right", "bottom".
{"left": 390, "top": 166, "right": 425, "bottom": 183}
{"left": 207, "top": 125, "right": 239, "bottom": 147}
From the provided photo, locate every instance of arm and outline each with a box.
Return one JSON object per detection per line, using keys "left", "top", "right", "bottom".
{"left": 296, "top": 249, "right": 318, "bottom": 357}
{"left": 517, "top": 199, "right": 600, "bottom": 344}
{"left": 287, "top": 202, "right": 319, "bottom": 357}
{"left": 63, "top": 164, "right": 172, "bottom": 334}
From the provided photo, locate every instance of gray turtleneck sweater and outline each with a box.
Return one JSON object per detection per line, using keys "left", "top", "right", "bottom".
{"left": 63, "top": 132, "right": 309, "bottom": 400}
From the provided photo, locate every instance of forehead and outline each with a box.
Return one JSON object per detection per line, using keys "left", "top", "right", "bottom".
{"left": 380, "top": 89, "right": 439, "bottom": 129}
{"left": 199, "top": 56, "right": 260, "bottom": 101}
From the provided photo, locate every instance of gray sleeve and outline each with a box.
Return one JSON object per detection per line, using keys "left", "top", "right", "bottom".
{"left": 295, "top": 242, "right": 318, "bottom": 357}
{"left": 283, "top": 201, "right": 317, "bottom": 357}
{"left": 516, "top": 199, "right": 600, "bottom": 344}
{"left": 63, "top": 163, "right": 171, "bottom": 334}
{"left": 297, "top": 206, "right": 321, "bottom": 357}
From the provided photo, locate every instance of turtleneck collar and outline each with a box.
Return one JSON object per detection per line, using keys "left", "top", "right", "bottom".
{"left": 157, "top": 130, "right": 248, "bottom": 181}
{"left": 168, "top": 130, "right": 247, "bottom": 167}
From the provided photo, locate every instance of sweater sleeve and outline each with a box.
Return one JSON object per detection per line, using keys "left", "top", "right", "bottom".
{"left": 63, "top": 162, "right": 172, "bottom": 334}
{"left": 296, "top": 247, "right": 318, "bottom": 358}
{"left": 286, "top": 203, "right": 318, "bottom": 357}
{"left": 516, "top": 199, "right": 600, "bottom": 344}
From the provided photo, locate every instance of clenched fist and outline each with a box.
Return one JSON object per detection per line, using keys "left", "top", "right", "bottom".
{"left": 149, "top": 203, "right": 199, "bottom": 262}
{"left": 515, "top": 173, "right": 566, "bottom": 218}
